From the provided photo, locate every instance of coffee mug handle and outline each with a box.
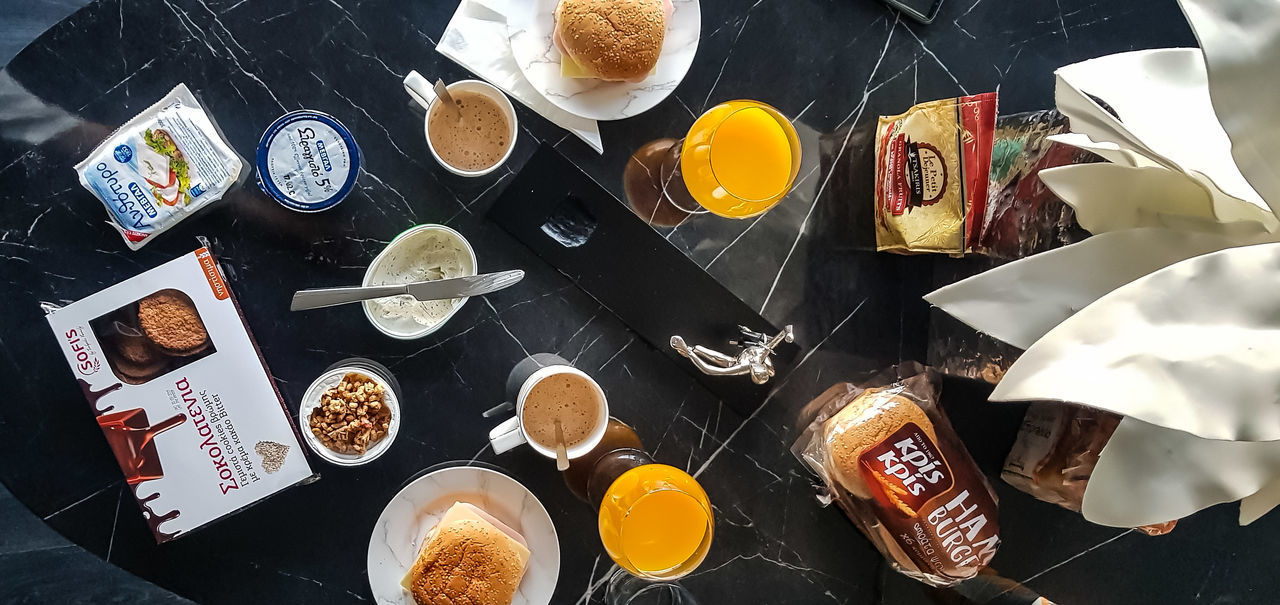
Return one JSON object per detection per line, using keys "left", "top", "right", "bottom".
{"left": 488, "top": 416, "right": 527, "bottom": 454}
{"left": 403, "top": 70, "right": 436, "bottom": 111}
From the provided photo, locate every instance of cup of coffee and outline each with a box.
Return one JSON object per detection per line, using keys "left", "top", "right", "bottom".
{"left": 402, "top": 70, "right": 517, "bottom": 177}
{"left": 489, "top": 364, "right": 609, "bottom": 460}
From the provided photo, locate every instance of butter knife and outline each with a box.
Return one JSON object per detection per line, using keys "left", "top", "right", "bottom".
{"left": 290, "top": 270, "right": 524, "bottom": 311}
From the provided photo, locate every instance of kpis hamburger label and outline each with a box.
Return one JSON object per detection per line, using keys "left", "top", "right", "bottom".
{"left": 860, "top": 423, "right": 953, "bottom": 512}
{"left": 859, "top": 423, "right": 1000, "bottom": 579}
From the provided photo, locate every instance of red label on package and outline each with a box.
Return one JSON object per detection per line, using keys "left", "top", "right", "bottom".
{"left": 959, "top": 93, "right": 997, "bottom": 250}
{"left": 196, "top": 247, "right": 229, "bottom": 300}
{"left": 859, "top": 423, "right": 1000, "bottom": 579}
{"left": 860, "top": 423, "right": 953, "bottom": 513}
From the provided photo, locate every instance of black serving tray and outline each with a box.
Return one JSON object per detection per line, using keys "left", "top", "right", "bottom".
{"left": 489, "top": 145, "right": 795, "bottom": 414}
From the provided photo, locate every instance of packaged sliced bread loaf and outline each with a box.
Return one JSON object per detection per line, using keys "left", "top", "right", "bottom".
{"left": 793, "top": 363, "right": 1001, "bottom": 587}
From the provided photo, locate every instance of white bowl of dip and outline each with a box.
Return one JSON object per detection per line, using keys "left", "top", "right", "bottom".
{"left": 362, "top": 224, "right": 477, "bottom": 340}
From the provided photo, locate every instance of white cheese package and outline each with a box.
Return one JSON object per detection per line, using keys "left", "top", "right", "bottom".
{"left": 44, "top": 247, "right": 315, "bottom": 543}
{"left": 74, "top": 84, "right": 245, "bottom": 250}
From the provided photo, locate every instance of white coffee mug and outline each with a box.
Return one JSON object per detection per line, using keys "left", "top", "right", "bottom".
{"left": 488, "top": 365, "right": 609, "bottom": 459}
{"left": 402, "top": 70, "right": 518, "bottom": 177}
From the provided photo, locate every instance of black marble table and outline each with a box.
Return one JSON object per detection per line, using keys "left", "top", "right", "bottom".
{"left": 0, "top": 0, "right": 1271, "bottom": 603}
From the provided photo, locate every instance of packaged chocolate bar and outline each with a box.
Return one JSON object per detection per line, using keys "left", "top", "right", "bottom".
{"left": 792, "top": 363, "right": 1001, "bottom": 587}
{"left": 874, "top": 93, "right": 997, "bottom": 255}
{"left": 44, "top": 247, "right": 316, "bottom": 542}
{"left": 1003, "top": 402, "right": 1176, "bottom": 536}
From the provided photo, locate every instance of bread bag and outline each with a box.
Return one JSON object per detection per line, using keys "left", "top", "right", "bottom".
{"left": 792, "top": 363, "right": 1001, "bottom": 586}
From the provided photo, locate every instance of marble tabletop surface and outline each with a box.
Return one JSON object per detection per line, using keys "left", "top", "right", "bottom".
{"left": 0, "top": 0, "right": 1274, "bottom": 603}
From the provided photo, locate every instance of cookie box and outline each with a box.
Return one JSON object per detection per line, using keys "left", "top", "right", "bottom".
{"left": 44, "top": 247, "right": 316, "bottom": 543}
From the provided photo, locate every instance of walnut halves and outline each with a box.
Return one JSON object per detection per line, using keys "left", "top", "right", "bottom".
{"left": 309, "top": 372, "right": 391, "bottom": 455}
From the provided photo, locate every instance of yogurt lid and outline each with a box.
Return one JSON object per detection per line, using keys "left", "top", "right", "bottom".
{"left": 255, "top": 110, "right": 361, "bottom": 212}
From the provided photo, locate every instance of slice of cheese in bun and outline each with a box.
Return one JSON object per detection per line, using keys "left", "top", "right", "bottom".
{"left": 401, "top": 502, "right": 531, "bottom": 605}
{"left": 553, "top": 0, "right": 672, "bottom": 82}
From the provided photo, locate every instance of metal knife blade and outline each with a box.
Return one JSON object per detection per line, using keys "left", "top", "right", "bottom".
{"left": 290, "top": 270, "right": 525, "bottom": 311}
{"left": 406, "top": 269, "right": 524, "bottom": 302}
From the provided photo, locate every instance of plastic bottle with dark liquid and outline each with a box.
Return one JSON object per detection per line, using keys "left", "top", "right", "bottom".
{"left": 562, "top": 417, "right": 646, "bottom": 503}
{"left": 96, "top": 408, "right": 187, "bottom": 485}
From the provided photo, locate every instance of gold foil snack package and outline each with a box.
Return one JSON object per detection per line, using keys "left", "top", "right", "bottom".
{"left": 791, "top": 363, "right": 1001, "bottom": 587}
{"left": 1003, "top": 402, "right": 1176, "bottom": 536}
{"left": 874, "top": 93, "right": 997, "bottom": 255}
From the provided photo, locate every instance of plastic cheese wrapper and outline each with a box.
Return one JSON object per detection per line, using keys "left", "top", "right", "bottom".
{"left": 75, "top": 84, "right": 245, "bottom": 250}
{"left": 791, "top": 362, "right": 1000, "bottom": 587}
{"left": 874, "top": 93, "right": 997, "bottom": 255}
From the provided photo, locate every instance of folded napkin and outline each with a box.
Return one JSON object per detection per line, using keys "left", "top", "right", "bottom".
{"left": 436, "top": 0, "right": 604, "bottom": 153}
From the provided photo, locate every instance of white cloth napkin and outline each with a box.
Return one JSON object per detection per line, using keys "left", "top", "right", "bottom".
{"left": 436, "top": 0, "right": 604, "bottom": 153}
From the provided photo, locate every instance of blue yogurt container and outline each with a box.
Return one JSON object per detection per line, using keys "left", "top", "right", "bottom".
{"left": 256, "top": 110, "right": 361, "bottom": 212}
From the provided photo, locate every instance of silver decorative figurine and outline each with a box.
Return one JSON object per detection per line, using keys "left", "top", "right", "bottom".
{"left": 670, "top": 325, "right": 795, "bottom": 385}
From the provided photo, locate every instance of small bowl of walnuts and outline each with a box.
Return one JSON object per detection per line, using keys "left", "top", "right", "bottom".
{"left": 299, "top": 358, "right": 402, "bottom": 466}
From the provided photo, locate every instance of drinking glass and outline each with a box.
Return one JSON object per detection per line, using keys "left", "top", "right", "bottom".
{"left": 604, "top": 569, "right": 701, "bottom": 605}
{"left": 561, "top": 424, "right": 712, "bottom": 604}
{"left": 597, "top": 464, "right": 714, "bottom": 581}
{"left": 659, "top": 100, "right": 802, "bottom": 219}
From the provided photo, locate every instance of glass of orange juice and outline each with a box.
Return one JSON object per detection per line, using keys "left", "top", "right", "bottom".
{"left": 598, "top": 463, "right": 714, "bottom": 581}
{"left": 659, "top": 100, "right": 802, "bottom": 219}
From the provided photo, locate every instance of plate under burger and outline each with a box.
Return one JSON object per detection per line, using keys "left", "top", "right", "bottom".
{"left": 367, "top": 464, "right": 560, "bottom": 605}
{"left": 506, "top": 0, "right": 701, "bottom": 121}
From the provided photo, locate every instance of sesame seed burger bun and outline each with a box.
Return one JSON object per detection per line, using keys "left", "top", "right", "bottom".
{"left": 554, "top": 0, "right": 672, "bottom": 82}
{"left": 401, "top": 502, "right": 530, "bottom": 605}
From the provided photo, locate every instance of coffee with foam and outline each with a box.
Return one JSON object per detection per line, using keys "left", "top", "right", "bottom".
{"left": 427, "top": 90, "right": 511, "bottom": 172}
{"left": 521, "top": 372, "right": 603, "bottom": 449}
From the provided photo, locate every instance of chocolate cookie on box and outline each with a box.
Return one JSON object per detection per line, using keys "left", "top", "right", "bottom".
{"left": 138, "top": 289, "right": 209, "bottom": 356}
{"left": 108, "top": 335, "right": 170, "bottom": 384}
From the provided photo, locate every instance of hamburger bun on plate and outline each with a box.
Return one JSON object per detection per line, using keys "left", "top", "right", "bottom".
{"left": 401, "top": 502, "right": 531, "bottom": 605}
{"left": 553, "top": 0, "right": 674, "bottom": 82}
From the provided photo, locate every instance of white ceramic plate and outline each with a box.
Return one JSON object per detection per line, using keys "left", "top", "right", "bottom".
{"left": 367, "top": 464, "right": 560, "bottom": 605}
{"left": 506, "top": 0, "right": 701, "bottom": 121}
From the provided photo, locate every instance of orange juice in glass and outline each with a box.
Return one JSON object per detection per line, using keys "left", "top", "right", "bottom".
{"left": 665, "top": 100, "right": 802, "bottom": 219}
{"left": 598, "top": 463, "right": 714, "bottom": 579}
